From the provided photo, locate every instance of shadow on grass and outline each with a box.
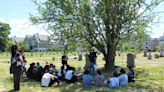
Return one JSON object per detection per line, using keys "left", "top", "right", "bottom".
{"left": 5, "top": 68, "right": 164, "bottom": 92}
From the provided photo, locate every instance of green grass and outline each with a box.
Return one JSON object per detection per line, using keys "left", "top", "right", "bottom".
{"left": 0, "top": 52, "right": 164, "bottom": 92}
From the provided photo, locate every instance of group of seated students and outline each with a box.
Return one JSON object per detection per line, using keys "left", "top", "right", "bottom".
{"left": 82, "top": 66, "right": 135, "bottom": 88}
{"left": 26, "top": 62, "right": 79, "bottom": 87}
{"left": 26, "top": 62, "right": 135, "bottom": 88}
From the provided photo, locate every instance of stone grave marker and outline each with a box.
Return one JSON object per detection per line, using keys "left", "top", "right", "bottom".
{"left": 52, "top": 57, "right": 55, "bottom": 61}
{"left": 155, "top": 53, "right": 159, "bottom": 58}
{"left": 148, "top": 53, "right": 152, "bottom": 60}
{"left": 127, "top": 53, "right": 135, "bottom": 68}
{"left": 143, "top": 50, "right": 147, "bottom": 57}
{"left": 78, "top": 54, "right": 82, "bottom": 61}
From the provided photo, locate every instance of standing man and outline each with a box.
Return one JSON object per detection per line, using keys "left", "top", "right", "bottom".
{"left": 10, "top": 45, "right": 23, "bottom": 91}
{"left": 61, "top": 52, "right": 68, "bottom": 69}
{"left": 88, "top": 50, "right": 97, "bottom": 76}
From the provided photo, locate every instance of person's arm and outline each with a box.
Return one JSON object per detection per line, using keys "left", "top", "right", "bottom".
{"left": 51, "top": 75, "right": 58, "bottom": 80}
{"left": 16, "top": 53, "right": 23, "bottom": 62}
{"left": 18, "top": 55, "right": 23, "bottom": 62}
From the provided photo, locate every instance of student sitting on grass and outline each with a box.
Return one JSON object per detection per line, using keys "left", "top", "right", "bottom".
{"left": 65, "top": 67, "right": 77, "bottom": 83}
{"left": 41, "top": 69, "right": 60, "bottom": 87}
{"left": 107, "top": 71, "right": 119, "bottom": 88}
{"left": 57, "top": 66, "right": 66, "bottom": 80}
{"left": 27, "top": 63, "right": 35, "bottom": 79}
{"left": 35, "top": 62, "right": 42, "bottom": 69}
{"left": 118, "top": 68, "right": 128, "bottom": 86}
{"left": 95, "top": 70, "right": 105, "bottom": 87}
{"left": 49, "top": 65, "right": 58, "bottom": 75}
{"left": 82, "top": 70, "right": 93, "bottom": 87}
{"left": 128, "top": 66, "right": 135, "bottom": 82}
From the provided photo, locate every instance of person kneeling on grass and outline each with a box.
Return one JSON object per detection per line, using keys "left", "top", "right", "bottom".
{"left": 41, "top": 69, "right": 60, "bottom": 87}
{"left": 107, "top": 71, "right": 119, "bottom": 88}
{"left": 82, "top": 70, "right": 93, "bottom": 87}
{"left": 118, "top": 68, "right": 128, "bottom": 86}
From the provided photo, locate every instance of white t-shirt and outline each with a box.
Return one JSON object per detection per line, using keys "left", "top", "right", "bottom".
{"left": 118, "top": 74, "right": 128, "bottom": 86}
{"left": 108, "top": 77, "right": 119, "bottom": 88}
{"left": 41, "top": 73, "right": 53, "bottom": 87}
{"left": 65, "top": 70, "right": 73, "bottom": 80}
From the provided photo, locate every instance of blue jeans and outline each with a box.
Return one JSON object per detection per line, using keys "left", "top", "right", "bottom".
{"left": 89, "top": 62, "right": 95, "bottom": 76}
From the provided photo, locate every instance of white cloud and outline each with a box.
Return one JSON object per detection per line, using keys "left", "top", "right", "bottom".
{"left": 0, "top": 18, "right": 7, "bottom": 23}
{"left": 8, "top": 18, "right": 50, "bottom": 37}
{"left": 150, "top": 23, "right": 164, "bottom": 38}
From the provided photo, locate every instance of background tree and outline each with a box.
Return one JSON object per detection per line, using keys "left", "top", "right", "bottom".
{"left": 31, "top": 0, "right": 163, "bottom": 69}
{"left": 0, "top": 22, "right": 10, "bottom": 52}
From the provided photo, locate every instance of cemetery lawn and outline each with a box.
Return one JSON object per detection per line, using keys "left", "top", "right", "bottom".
{"left": 0, "top": 53, "right": 164, "bottom": 92}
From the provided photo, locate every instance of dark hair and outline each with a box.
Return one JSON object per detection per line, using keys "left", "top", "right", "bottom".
{"left": 84, "top": 70, "right": 90, "bottom": 74}
{"left": 44, "top": 65, "right": 49, "bottom": 69}
{"left": 37, "top": 62, "right": 40, "bottom": 65}
{"left": 128, "top": 66, "right": 133, "bottom": 69}
{"left": 50, "top": 63, "right": 53, "bottom": 66}
{"left": 52, "top": 65, "right": 56, "bottom": 68}
{"left": 120, "top": 68, "right": 126, "bottom": 74}
{"left": 113, "top": 71, "right": 118, "bottom": 77}
{"left": 11, "top": 45, "right": 18, "bottom": 57}
{"left": 32, "top": 63, "right": 35, "bottom": 66}
{"left": 97, "top": 70, "right": 101, "bottom": 75}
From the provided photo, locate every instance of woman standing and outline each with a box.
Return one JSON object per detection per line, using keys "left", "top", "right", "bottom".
{"left": 10, "top": 45, "right": 23, "bottom": 91}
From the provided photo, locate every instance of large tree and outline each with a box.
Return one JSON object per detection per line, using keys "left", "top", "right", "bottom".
{"left": 31, "top": 0, "right": 163, "bottom": 69}
{"left": 0, "top": 22, "right": 10, "bottom": 52}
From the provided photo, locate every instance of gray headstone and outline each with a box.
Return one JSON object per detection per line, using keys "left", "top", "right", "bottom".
{"left": 127, "top": 53, "right": 135, "bottom": 68}
{"left": 155, "top": 54, "right": 159, "bottom": 58}
{"left": 78, "top": 54, "right": 82, "bottom": 61}
{"left": 148, "top": 53, "right": 152, "bottom": 60}
{"left": 52, "top": 57, "right": 55, "bottom": 61}
{"left": 143, "top": 50, "right": 147, "bottom": 57}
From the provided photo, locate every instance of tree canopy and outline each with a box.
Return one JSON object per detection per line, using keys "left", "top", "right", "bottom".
{"left": 0, "top": 22, "right": 11, "bottom": 52}
{"left": 31, "top": 0, "right": 164, "bottom": 69}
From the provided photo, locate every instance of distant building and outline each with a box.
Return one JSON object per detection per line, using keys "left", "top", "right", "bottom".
{"left": 142, "top": 40, "right": 154, "bottom": 51}
{"left": 159, "top": 33, "right": 164, "bottom": 48}
{"left": 11, "top": 36, "right": 24, "bottom": 44}
{"left": 24, "top": 33, "right": 53, "bottom": 51}
{"left": 142, "top": 33, "right": 164, "bottom": 51}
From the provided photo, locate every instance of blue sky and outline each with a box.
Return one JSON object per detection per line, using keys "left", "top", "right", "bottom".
{"left": 0, "top": 0, "right": 164, "bottom": 38}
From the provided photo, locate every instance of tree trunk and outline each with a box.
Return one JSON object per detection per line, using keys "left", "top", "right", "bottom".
{"left": 104, "top": 44, "right": 115, "bottom": 70}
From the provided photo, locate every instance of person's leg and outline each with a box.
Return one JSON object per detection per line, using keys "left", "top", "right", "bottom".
{"left": 71, "top": 76, "right": 77, "bottom": 83}
{"left": 54, "top": 79, "right": 60, "bottom": 85}
{"left": 49, "top": 79, "right": 55, "bottom": 87}
{"left": 13, "top": 67, "right": 22, "bottom": 90}
{"left": 89, "top": 63, "right": 95, "bottom": 76}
